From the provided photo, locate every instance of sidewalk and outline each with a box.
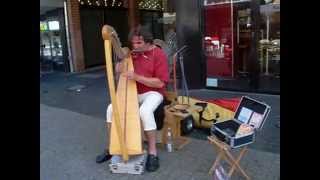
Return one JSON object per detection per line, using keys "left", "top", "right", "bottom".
{"left": 40, "top": 69, "right": 280, "bottom": 179}
{"left": 40, "top": 69, "right": 279, "bottom": 153}
{"left": 40, "top": 104, "right": 279, "bottom": 180}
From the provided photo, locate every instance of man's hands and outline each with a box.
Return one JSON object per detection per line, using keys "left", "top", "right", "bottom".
{"left": 119, "top": 65, "right": 165, "bottom": 89}
{"left": 123, "top": 71, "right": 165, "bottom": 89}
{"left": 122, "top": 71, "right": 137, "bottom": 80}
{"left": 115, "top": 61, "right": 136, "bottom": 80}
{"left": 115, "top": 62, "right": 124, "bottom": 73}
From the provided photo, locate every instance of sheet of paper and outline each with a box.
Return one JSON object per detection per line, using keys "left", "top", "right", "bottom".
{"left": 238, "top": 107, "right": 253, "bottom": 124}
{"left": 249, "top": 112, "right": 264, "bottom": 129}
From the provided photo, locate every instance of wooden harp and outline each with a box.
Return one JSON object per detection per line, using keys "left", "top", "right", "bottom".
{"left": 102, "top": 25, "right": 143, "bottom": 162}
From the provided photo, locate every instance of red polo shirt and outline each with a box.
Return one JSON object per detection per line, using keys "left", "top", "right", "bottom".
{"left": 132, "top": 47, "right": 169, "bottom": 95}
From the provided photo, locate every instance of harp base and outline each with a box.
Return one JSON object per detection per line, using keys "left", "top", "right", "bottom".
{"left": 109, "top": 151, "right": 147, "bottom": 175}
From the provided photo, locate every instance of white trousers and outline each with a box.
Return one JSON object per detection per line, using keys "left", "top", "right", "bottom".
{"left": 106, "top": 91, "right": 163, "bottom": 131}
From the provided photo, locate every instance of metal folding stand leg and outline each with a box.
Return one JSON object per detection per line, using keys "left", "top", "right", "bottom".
{"left": 208, "top": 136, "right": 250, "bottom": 180}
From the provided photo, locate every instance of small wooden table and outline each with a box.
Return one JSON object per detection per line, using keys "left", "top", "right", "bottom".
{"left": 161, "top": 104, "right": 202, "bottom": 150}
{"left": 208, "top": 136, "right": 250, "bottom": 180}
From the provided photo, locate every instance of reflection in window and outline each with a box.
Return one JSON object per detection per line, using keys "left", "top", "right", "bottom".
{"left": 48, "top": 21, "right": 60, "bottom": 31}
{"left": 259, "top": 2, "right": 280, "bottom": 77}
{"left": 204, "top": 2, "right": 234, "bottom": 78}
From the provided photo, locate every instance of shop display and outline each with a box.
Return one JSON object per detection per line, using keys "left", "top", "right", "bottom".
{"left": 204, "top": 3, "right": 234, "bottom": 78}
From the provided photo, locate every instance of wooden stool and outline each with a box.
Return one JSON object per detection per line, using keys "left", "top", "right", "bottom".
{"left": 161, "top": 104, "right": 202, "bottom": 150}
{"left": 208, "top": 136, "right": 250, "bottom": 180}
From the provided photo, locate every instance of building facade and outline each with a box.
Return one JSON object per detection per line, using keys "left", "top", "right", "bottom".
{"left": 40, "top": 0, "right": 280, "bottom": 94}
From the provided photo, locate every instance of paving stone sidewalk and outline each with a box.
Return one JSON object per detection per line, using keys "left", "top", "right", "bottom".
{"left": 40, "top": 104, "right": 279, "bottom": 180}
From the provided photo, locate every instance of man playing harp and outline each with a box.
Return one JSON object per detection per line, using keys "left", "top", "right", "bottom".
{"left": 96, "top": 26, "right": 169, "bottom": 172}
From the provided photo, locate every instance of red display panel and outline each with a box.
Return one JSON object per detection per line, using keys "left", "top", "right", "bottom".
{"left": 204, "top": 3, "right": 234, "bottom": 78}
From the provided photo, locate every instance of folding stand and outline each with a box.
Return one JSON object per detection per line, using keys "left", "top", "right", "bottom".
{"left": 208, "top": 136, "right": 250, "bottom": 180}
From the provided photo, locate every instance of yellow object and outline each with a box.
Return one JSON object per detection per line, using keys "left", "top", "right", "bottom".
{"left": 102, "top": 25, "right": 143, "bottom": 162}
{"left": 177, "top": 96, "right": 235, "bottom": 128}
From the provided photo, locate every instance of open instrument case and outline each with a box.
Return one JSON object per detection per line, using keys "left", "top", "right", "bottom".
{"left": 211, "top": 96, "right": 271, "bottom": 148}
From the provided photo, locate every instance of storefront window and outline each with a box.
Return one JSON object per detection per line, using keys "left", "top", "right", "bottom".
{"left": 204, "top": 0, "right": 235, "bottom": 79}
{"left": 40, "top": 18, "right": 65, "bottom": 73}
{"left": 40, "top": 21, "right": 63, "bottom": 59}
{"left": 259, "top": 2, "right": 280, "bottom": 78}
{"left": 40, "top": 25, "right": 52, "bottom": 58}
{"left": 48, "top": 20, "right": 60, "bottom": 31}
{"left": 203, "top": 0, "right": 280, "bottom": 93}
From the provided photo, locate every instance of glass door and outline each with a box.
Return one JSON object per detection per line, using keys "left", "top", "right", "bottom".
{"left": 40, "top": 21, "right": 53, "bottom": 73}
{"left": 48, "top": 20, "right": 64, "bottom": 71}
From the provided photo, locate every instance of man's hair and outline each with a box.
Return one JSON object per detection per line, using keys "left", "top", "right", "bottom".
{"left": 128, "top": 25, "right": 153, "bottom": 44}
